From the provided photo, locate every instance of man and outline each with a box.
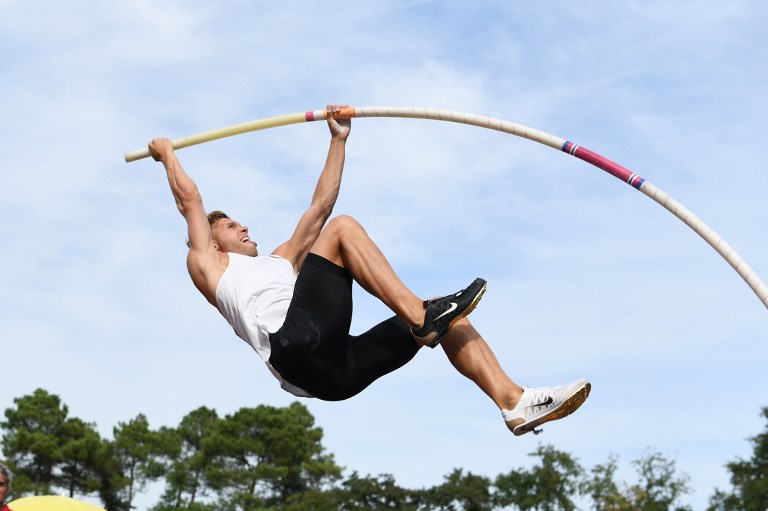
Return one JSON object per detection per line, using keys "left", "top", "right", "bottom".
{"left": 149, "top": 104, "right": 590, "bottom": 435}
{"left": 0, "top": 463, "right": 12, "bottom": 511}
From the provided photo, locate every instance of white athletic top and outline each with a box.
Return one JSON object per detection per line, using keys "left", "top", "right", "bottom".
{"left": 215, "top": 253, "right": 312, "bottom": 397}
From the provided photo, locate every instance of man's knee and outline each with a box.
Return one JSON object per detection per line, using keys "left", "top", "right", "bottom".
{"left": 326, "top": 215, "right": 363, "bottom": 237}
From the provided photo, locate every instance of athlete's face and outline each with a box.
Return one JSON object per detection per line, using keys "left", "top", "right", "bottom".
{"left": 213, "top": 218, "right": 258, "bottom": 256}
{"left": 0, "top": 472, "right": 9, "bottom": 505}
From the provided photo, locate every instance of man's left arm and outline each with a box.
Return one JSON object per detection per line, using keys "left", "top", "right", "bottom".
{"left": 273, "top": 104, "right": 351, "bottom": 271}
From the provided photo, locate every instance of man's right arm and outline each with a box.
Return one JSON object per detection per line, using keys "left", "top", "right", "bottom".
{"left": 149, "top": 138, "right": 222, "bottom": 305}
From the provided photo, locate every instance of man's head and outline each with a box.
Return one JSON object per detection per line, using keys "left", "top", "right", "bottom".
{"left": 0, "top": 463, "right": 12, "bottom": 505}
{"left": 208, "top": 210, "right": 258, "bottom": 257}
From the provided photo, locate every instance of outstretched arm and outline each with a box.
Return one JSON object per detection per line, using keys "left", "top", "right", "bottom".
{"left": 273, "top": 104, "right": 352, "bottom": 271}
{"left": 149, "top": 138, "right": 221, "bottom": 304}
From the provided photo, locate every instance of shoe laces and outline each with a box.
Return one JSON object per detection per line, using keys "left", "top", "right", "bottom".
{"left": 519, "top": 389, "right": 553, "bottom": 436}
{"left": 425, "top": 297, "right": 454, "bottom": 321}
{"left": 522, "top": 387, "right": 556, "bottom": 408}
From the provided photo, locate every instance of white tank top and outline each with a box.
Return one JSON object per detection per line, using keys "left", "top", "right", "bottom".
{"left": 215, "top": 253, "right": 312, "bottom": 397}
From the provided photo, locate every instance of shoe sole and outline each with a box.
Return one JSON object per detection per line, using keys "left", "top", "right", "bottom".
{"left": 428, "top": 281, "right": 487, "bottom": 348}
{"left": 513, "top": 381, "right": 591, "bottom": 436}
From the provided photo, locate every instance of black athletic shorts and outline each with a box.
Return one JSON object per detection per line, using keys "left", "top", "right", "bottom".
{"left": 269, "top": 253, "right": 421, "bottom": 401}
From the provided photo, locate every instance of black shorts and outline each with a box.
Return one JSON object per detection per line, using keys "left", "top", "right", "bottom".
{"left": 269, "top": 253, "right": 421, "bottom": 401}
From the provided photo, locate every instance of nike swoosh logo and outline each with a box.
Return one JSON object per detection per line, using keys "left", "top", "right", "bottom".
{"left": 435, "top": 302, "right": 458, "bottom": 320}
{"left": 526, "top": 397, "right": 554, "bottom": 408}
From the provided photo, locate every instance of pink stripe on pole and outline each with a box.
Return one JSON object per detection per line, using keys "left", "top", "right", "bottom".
{"left": 573, "top": 146, "right": 645, "bottom": 189}
{"left": 305, "top": 111, "right": 315, "bottom": 122}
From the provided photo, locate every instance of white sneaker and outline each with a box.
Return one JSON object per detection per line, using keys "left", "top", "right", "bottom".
{"left": 502, "top": 379, "right": 591, "bottom": 436}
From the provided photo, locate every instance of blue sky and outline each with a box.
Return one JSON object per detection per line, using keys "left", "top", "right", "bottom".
{"left": 1, "top": 1, "right": 767, "bottom": 508}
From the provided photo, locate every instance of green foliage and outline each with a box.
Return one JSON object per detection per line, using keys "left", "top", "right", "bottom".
{"left": 495, "top": 444, "right": 583, "bottom": 511}
{"left": 581, "top": 450, "right": 691, "bottom": 511}
{"left": 278, "top": 488, "right": 340, "bottom": 511}
{"left": 423, "top": 468, "right": 493, "bottom": 511}
{"left": 580, "top": 455, "right": 631, "bottom": 510}
{"left": 103, "top": 413, "right": 167, "bottom": 511}
{"left": 153, "top": 406, "right": 224, "bottom": 510}
{"left": 277, "top": 472, "right": 419, "bottom": 511}
{"left": 216, "top": 402, "right": 342, "bottom": 510}
{"left": 58, "top": 417, "right": 103, "bottom": 497}
{"left": 92, "top": 439, "right": 129, "bottom": 511}
{"left": 1, "top": 388, "right": 78, "bottom": 495}
{"left": 623, "top": 450, "right": 691, "bottom": 511}
{"left": 1, "top": 388, "right": 754, "bottom": 511}
{"left": 708, "top": 407, "right": 768, "bottom": 511}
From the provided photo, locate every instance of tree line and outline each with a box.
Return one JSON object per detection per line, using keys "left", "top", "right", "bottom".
{"left": 1, "top": 389, "right": 766, "bottom": 510}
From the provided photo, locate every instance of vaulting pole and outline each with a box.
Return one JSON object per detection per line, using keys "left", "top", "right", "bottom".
{"left": 125, "top": 106, "right": 768, "bottom": 310}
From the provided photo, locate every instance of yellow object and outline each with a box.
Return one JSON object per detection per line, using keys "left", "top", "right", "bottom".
{"left": 124, "top": 111, "right": 309, "bottom": 162}
{"left": 9, "top": 495, "right": 106, "bottom": 511}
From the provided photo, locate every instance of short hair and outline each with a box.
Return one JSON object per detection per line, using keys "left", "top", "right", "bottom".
{"left": 206, "top": 210, "right": 229, "bottom": 228}
{"left": 0, "top": 462, "right": 12, "bottom": 491}
{"left": 186, "top": 210, "right": 230, "bottom": 248}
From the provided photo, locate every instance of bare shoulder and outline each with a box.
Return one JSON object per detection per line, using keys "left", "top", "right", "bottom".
{"left": 271, "top": 240, "right": 290, "bottom": 259}
{"left": 271, "top": 241, "right": 301, "bottom": 273}
{"left": 187, "top": 247, "right": 226, "bottom": 306}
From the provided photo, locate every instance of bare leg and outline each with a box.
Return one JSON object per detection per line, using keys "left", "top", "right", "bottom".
{"left": 440, "top": 317, "right": 524, "bottom": 410}
{"left": 442, "top": 318, "right": 592, "bottom": 435}
{"left": 310, "top": 216, "right": 425, "bottom": 329}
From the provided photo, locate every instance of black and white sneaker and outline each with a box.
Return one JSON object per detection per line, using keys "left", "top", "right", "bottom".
{"left": 502, "top": 379, "right": 591, "bottom": 436}
{"left": 411, "top": 278, "right": 487, "bottom": 348}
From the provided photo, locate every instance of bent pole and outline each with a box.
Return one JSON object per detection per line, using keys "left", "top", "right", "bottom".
{"left": 124, "top": 106, "right": 768, "bottom": 310}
